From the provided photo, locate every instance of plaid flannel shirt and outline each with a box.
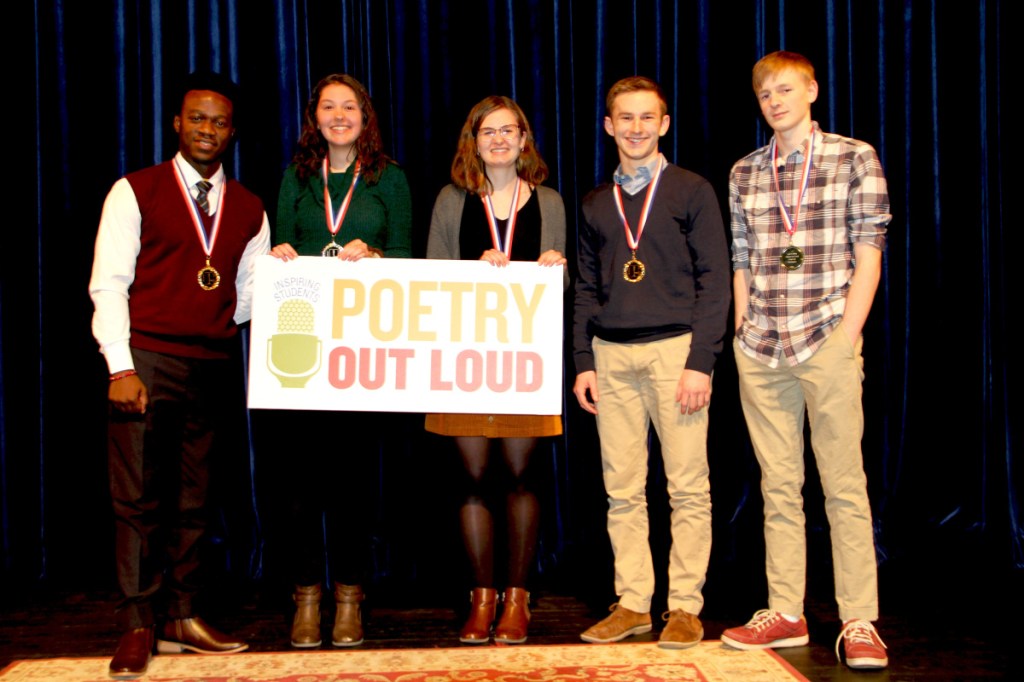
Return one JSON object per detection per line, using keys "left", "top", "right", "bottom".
{"left": 730, "top": 123, "right": 891, "bottom": 368}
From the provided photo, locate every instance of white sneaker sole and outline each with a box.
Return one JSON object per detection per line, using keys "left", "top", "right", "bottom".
{"left": 846, "top": 656, "right": 888, "bottom": 669}
{"left": 720, "top": 633, "right": 809, "bottom": 650}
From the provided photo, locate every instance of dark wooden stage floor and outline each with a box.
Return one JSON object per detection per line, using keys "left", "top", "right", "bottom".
{"left": 0, "top": 583, "right": 1010, "bottom": 680}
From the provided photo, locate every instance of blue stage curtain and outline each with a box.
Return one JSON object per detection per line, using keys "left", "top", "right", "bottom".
{"left": 8, "top": 0, "right": 1016, "bottom": 602}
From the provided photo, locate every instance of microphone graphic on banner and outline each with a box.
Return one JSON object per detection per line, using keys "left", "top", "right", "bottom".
{"left": 267, "top": 299, "right": 322, "bottom": 388}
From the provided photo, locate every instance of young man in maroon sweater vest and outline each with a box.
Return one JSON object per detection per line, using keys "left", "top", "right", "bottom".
{"left": 89, "top": 72, "right": 269, "bottom": 679}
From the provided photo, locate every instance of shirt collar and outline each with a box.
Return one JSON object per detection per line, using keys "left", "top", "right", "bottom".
{"left": 613, "top": 154, "right": 664, "bottom": 196}
{"left": 174, "top": 152, "right": 226, "bottom": 188}
{"left": 762, "top": 121, "right": 820, "bottom": 169}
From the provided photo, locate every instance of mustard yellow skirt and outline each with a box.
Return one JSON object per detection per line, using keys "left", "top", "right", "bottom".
{"left": 424, "top": 413, "right": 562, "bottom": 438}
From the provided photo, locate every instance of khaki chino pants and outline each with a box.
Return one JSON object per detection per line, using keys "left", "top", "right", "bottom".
{"left": 734, "top": 327, "right": 879, "bottom": 622}
{"left": 593, "top": 334, "right": 712, "bottom": 615}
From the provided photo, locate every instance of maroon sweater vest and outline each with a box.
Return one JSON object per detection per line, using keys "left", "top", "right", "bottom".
{"left": 125, "top": 161, "right": 264, "bottom": 359}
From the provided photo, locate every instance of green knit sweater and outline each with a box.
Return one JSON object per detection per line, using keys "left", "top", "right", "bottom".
{"left": 275, "top": 161, "right": 412, "bottom": 257}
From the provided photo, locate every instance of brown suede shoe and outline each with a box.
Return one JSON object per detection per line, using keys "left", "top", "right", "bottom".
{"left": 332, "top": 584, "right": 365, "bottom": 647}
{"left": 156, "top": 617, "right": 247, "bottom": 654}
{"left": 580, "top": 603, "right": 652, "bottom": 643}
{"left": 494, "top": 587, "right": 530, "bottom": 644}
{"left": 291, "top": 584, "right": 322, "bottom": 648}
{"left": 658, "top": 609, "right": 704, "bottom": 649}
{"left": 109, "top": 626, "right": 154, "bottom": 678}
{"left": 459, "top": 587, "right": 498, "bottom": 644}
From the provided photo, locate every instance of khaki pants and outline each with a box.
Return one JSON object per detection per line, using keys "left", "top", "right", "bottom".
{"left": 734, "top": 327, "right": 878, "bottom": 621}
{"left": 593, "top": 334, "right": 711, "bottom": 614}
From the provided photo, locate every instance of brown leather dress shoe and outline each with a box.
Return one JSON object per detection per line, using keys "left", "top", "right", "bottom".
{"left": 156, "top": 616, "right": 248, "bottom": 654}
{"left": 459, "top": 587, "right": 497, "bottom": 644}
{"left": 109, "top": 626, "right": 154, "bottom": 679}
{"left": 332, "top": 584, "right": 365, "bottom": 647}
{"left": 494, "top": 587, "right": 531, "bottom": 644}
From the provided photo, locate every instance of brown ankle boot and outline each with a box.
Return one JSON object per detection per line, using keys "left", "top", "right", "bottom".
{"left": 459, "top": 587, "right": 497, "bottom": 644}
{"left": 290, "top": 584, "right": 322, "bottom": 648}
{"left": 494, "top": 587, "right": 530, "bottom": 644}
{"left": 332, "top": 584, "right": 364, "bottom": 647}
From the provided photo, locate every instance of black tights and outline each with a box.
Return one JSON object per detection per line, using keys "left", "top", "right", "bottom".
{"left": 455, "top": 436, "right": 539, "bottom": 588}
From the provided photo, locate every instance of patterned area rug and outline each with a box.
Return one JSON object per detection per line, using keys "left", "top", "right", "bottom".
{"left": 0, "top": 641, "right": 808, "bottom": 681}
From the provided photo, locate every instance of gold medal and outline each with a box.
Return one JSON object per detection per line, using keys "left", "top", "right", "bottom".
{"left": 198, "top": 258, "right": 221, "bottom": 290}
{"left": 623, "top": 252, "right": 646, "bottom": 283}
{"left": 780, "top": 245, "right": 804, "bottom": 270}
{"left": 613, "top": 157, "right": 664, "bottom": 286}
{"left": 172, "top": 159, "right": 226, "bottom": 292}
{"left": 322, "top": 241, "right": 342, "bottom": 258}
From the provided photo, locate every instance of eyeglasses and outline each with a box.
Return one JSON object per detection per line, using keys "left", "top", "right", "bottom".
{"left": 477, "top": 125, "right": 520, "bottom": 140}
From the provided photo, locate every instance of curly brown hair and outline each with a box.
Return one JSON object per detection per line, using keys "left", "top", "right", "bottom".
{"left": 291, "top": 74, "right": 390, "bottom": 184}
{"left": 450, "top": 96, "right": 548, "bottom": 195}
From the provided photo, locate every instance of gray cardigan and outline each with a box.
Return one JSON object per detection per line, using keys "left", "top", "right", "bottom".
{"left": 426, "top": 184, "right": 569, "bottom": 290}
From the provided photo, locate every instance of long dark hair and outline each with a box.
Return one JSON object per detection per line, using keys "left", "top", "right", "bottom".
{"left": 292, "top": 74, "right": 390, "bottom": 184}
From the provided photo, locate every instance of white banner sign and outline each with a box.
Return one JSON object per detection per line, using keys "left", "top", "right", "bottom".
{"left": 248, "top": 256, "right": 564, "bottom": 413}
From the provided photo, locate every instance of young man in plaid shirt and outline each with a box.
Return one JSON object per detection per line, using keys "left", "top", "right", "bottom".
{"left": 722, "top": 51, "right": 892, "bottom": 670}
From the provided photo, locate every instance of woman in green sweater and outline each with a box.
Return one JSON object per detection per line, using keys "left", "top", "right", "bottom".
{"left": 273, "top": 74, "right": 412, "bottom": 261}
{"left": 270, "top": 74, "right": 412, "bottom": 649}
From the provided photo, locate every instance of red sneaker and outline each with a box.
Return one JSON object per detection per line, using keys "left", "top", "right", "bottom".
{"left": 720, "top": 609, "right": 809, "bottom": 650}
{"left": 836, "top": 619, "right": 888, "bottom": 669}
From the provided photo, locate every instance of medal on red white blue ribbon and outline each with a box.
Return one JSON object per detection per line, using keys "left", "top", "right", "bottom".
{"left": 771, "top": 131, "right": 815, "bottom": 271}
{"left": 480, "top": 177, "right": 522, "bottom": 257}
{"left": 613, "top": 156, "right": 665, "bottom": 283}
{"left": 172, "top": 159, "right": 225, "bottom": 290}
{"left": 322, "top": 158, "right": 361, "bottom": 257}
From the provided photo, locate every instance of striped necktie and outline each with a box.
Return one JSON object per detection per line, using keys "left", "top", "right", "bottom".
{"left": 195, "top": 180, "right": 214, "bottom": 215}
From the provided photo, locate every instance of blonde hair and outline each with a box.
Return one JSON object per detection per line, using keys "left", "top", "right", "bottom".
{"left": 752, "top": 51, "right": 815, "bottom": 92}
